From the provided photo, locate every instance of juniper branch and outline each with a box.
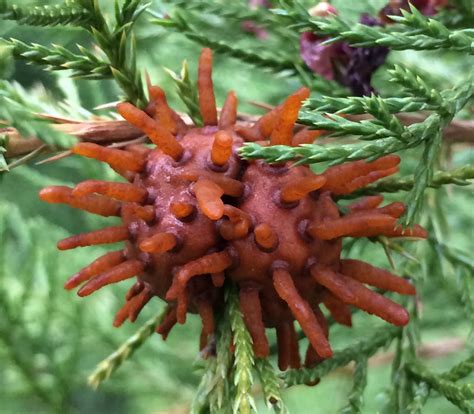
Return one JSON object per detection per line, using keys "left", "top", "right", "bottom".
{"left": 403, "top": 128, "right": 442, "bottom": 225}
{"left": 340, "top": 356, "right": 368, "bottom": 414}
{"left": 283, "top": 326, "right": 400, "bottom": 386}
{"left": 0, "top": 1, "right": 92, "bottom": 27}
{"left": 210, "top": 311, "right": 233, "bottom": 412}
{"left": 229, "top": 287, "right": 256, "bottom": 414}
{"left": 87, "top": 310, "right": 166, "bottom": 389}
{"left": 5, "top": 38, "right": 111, "bottom": 79}
{"left": 406, "top": 381, "right": 431, "bottom": 414}
{"left": 276, "top": 2, "right": 474, "bottom": 53}
{"left": 305, "top": 95, "right": 434, "bottom": 115}
{"left": 345, "top": 165, "right": 474, "bottom": 197}
{"left": 442, "top": 355, "right": 474, "bottom": 382}
{"left": 75, "top": 0, "right": 149, "bottom": 106}
{"left": 255, "top": 358, "right": 287, "bottom": 414}
{"left": 389, "top": 65, "right": 446, "bottom": 112}
{"left": 239, "top": 135, "right": 419, "bottom": 165}
{"left": 406, "top": 360, "right": 474, "bottom": 412}
{"left": 191, "top": 311, "right": 232, "bottom": 414}
{"left": 164, "top": 60, "right": 202, "bottom": 126}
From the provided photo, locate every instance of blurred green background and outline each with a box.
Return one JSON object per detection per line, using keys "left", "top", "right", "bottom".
{"left": 0, "top": 1, "right": 472, "bottom": 413}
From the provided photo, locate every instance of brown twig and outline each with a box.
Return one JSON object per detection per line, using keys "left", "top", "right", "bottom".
{"left": 2, "top": 112, "right": 473, "bottom": 162}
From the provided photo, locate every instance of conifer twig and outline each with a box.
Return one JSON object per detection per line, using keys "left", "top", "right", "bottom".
{"left": 406, "top": 360, "right": 474, "bottom": 412}
{"left": 346, "top": 165, "right": 474, "bottom": 197}
{"left": 229, "top": 287, "right": 256, "bottom": 414}
{"left": 276, "top": 2, "right": 474, "bottom": 53}
{"left": 88, "top": 310, "right": 166, "bottom": 389}
{"left": 340, "top": 356, "right": 368, "bottom": 414}
{"left": 255, "top": 358, "right": 287, "bottom": 414}
{"left": 283, "top": 326, "right": 400, "bottom": 386}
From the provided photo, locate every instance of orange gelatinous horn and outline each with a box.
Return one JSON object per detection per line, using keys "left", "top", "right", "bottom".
{"left": 211, "top": 272, "right": 225, "bottom": 287}
{"left": 170, "top": 202, "right": 195, "bottom": 220}
{"left": 114, "top": 287, "right": 152, "bottom": 327}
{"left": 341, "top": 167, "right": 399, "bottom": 194}
{"left": 78, "top": 260, "right": 144, "bottom": 297}
{"left": 254, "top": 223, "right": 278, "bottom": 251}
{"left": 180, "top": 171, "right": 244, "bottom": 198}
{"left": 307, "top": 213, "right": 395, "bottom": 240}
{"left": 125, "top": 281, "right": 145, "bottom": 301}
{"left": 270, "top": 87, "right": 310, "bottom": 146}
{"left": 322, "top": 155, "right": 400, "bottom": 194}
{"left": 347, "top": 195, "right": 384, "bottom": 213}
{"left": 57, "top": 225, "right": 129, "bottom": 250}
{"left": 311, "top": 266, "right": 409, "bottom": 326}
{"left": 73, "top": 180, "right": 148, "bottom": 203}
{"left": 210, "top": 176, "right": 244, "bottom": 198}
{"left": 292, "top": 128, "right": 322, "bottom": 146}
{"left": 219, "top": 90, "right": 238, "bottom": 129}
{"left": 304, "top": 306, "right": 328, "bottom": 369}
{"left": 128, "top": 288, "right": 153, "bottom": 322}
{"left": 64, "top": 250, "right": 125, "bottom": 290}
{"left": 194, "top": 179, "right": 225, "bottom": 220}
{"left": 72, "top": 142, "right": 146, "bottom": 172}
{"left": 219, "top": 205, "right": 251, "bottom": 240}
{"left": 239, "top": 286, "right": 269, "bottom": 357}
{"left": 196, "top": 296, "right": 215, "bottom": 350}
{"left": 322, "top": 292, "right": 352, "bottom": 327}
{"left": 276, "top": 322, "right": 301, "bottom": 370}
{"left": 273, "top": 267, "right": 333, "bottom": 358}
{"left": 148, "top": 85, "right": 178, "bottom": 134}
{"left": 375, "top": 202, "right": 406, "bottom": 218}
{"left": 280, "top": 175, "right": 326, "bottom": 203}
{"left": 166, "top": 251, "right": 232, "bottom": 323}
{"left": 156, "top": 306, "right": 178, "bottom": 340}
{"left": 388, "top": 224, "right": 428, "bottom": 238}
{"left": 239, "top": 105, "right": 281, "bottom": 142}
{"left": 139, "top": 232, "right": 177, "bottom": 253}
{"left": 341, "top": 259, "right": 416, "bottom": 295}
{"left": 211, "top": 130, "right": 233, "bottom": 166}
{"left": 117, "top": 102, "right": 184, "bottom": 161}
{"left": 198, "top": 48, "right": 218, "bottom": 125}
{"left": 39, "top": 186, "right": 121, "bottom": 217}
{"left": 121, "top": 204, "right": 155, "bottom": 222}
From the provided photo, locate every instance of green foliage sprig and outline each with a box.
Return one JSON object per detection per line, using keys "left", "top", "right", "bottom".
{"left": 88, "top": 310, "right": 167, "bottom": 389}
{"left": 283, "top": 326, "right": 401, "bottom": 386}
{"left": 229, "top": 287, "right": 256, "bottom": 414}
{"left": 406, "top": 359, "right": 474, "bottom": 412}
{"left": 275, "top": 2, "right": 474, "bottom": 53}
{"left": 0, "top": 1, "right": 92, "bottom": 27}
{"left": 1, "top": 0, "right": 149, "bottom": 106}
{"left": 164, "top": 60, "right": 203, "bottom": 126}
{"left": 6, "top": 38, "right": 111, "bottom": 79}
{"left": 346, "top": 165, "right": 474, "bottom": 197}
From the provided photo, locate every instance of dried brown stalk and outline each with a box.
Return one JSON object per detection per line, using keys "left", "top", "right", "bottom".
{"left": 2, "top": 112, "right": 472, "bottom": 162}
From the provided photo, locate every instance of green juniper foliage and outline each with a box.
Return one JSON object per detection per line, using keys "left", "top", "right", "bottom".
{"left": 0, "top": 0, "right": 473, "bottom": 413}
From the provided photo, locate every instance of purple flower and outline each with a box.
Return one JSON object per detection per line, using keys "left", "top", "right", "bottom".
{"left": 300, "top": 32, "right": 344, "bottom": 80}
{"left": 300, "top": 11, "right": 389, "bottom": 96}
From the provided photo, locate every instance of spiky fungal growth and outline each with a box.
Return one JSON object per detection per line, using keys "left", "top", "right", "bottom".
{"left": 39, "top": 48, "right": 427, "bottom": 370}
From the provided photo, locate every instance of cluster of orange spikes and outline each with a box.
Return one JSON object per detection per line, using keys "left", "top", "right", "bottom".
{"left": 39, "top": 48, "right": 427, "bottom": 370}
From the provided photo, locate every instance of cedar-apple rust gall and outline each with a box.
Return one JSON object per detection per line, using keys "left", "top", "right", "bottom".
{"left": 39, "top": 48, "right": 426, "bottom": 370}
